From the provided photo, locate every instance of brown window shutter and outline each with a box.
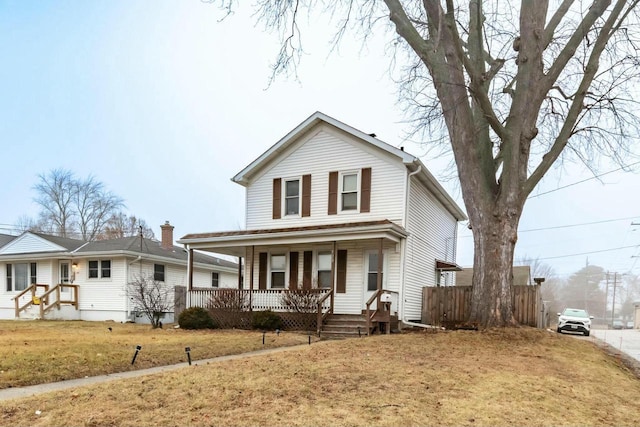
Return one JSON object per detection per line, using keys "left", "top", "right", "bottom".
{"left": 302, "top": 174, "right": 311, "bottom": 217}
{"left": 272, "top": 178, "right": 281, "bottom": 219}
{"left": 258, "top": 252, "right": 268, "bottom": 290}
{"left": 360, "top": 167, "right": 371, "bottom": 213}
{"left": 303, "top": 250, "right": 312, "bottom": 290}
{"left": 336, "top": 250, "right": 347, "bottom": 293}
{"left": 328, "top": 171, "right": 338, "bottom": 215}
{"left": 289, "top": 252, "right": 299, "bottom": 290}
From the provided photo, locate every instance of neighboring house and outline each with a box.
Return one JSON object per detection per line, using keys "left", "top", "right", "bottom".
{"left": 0, "top": 222, "right": 238, "bottom": 323}
{"left": 178, "top": 111, "right": 467, "bottom": 334}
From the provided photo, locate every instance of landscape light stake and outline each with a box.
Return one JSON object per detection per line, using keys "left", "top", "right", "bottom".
{"left": 262, "top": 331, "right": 266, "bottom": 345}
{"left": 131, "top": 345, "right": 142, "bottom": 365}
{"left": 358, "top": 326, "right": 361, "bottom": 337}
{"left": 185, "top": 347, "right": 192, "bottom": 366}
{"left": 308, "top": 334, "right": 311, "bottom": 345}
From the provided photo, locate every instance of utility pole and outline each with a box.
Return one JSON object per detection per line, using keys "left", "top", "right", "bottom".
{"left": 604, "top": 272, "right": 609, "bottom": 323}
{"left": 611, "top": 272, "right": 618, "bottom": 326}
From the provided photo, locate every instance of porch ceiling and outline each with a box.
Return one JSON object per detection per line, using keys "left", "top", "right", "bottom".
{"left": 179, "top": 220, "right": 408, "bottom": 256}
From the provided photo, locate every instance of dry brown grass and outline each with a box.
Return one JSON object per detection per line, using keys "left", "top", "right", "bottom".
{"left": 1, "top": 325, "right": 639, "bottom": 426}
{"left": 0, "top": 320, "right": 315, "bottom": 388}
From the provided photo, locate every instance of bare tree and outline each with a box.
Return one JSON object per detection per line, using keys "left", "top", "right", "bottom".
{"left": 33, "top": 169, "right": 76, "bottom": 238}
{"left": 29, "top": 169, "right": 156, "bottom": 241}
{"left": 75, "top": 176, "right": 124, "bottom": 241}
{"left": 211, "top": 1, "right": 640, "bottom": 327}
{"left": 99, "top": 213, "right": 156, "bottom": 240}
{"left": 127, "top": 273, "right": 173, "bottom": 328}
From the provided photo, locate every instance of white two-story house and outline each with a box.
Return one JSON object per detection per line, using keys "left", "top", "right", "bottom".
{"left": 178, "top": 112, "right": 466, "bottom": 334}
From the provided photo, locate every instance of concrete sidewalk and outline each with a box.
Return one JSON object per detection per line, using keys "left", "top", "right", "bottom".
{"left": 0, "top": 343, "right": 313, "bottom": 402}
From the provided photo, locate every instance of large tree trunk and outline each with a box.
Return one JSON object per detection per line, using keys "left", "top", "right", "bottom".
{"left": 467, "top": 208, "right": 520, "bottom": 327}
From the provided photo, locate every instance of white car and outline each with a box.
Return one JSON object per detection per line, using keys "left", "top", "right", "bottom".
{"left": 557, "top": 308, "right": 593, "bottom": 336}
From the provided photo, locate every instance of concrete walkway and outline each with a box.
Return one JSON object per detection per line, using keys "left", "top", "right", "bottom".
{"left": 0, "top": 343, "right": 314, "bottom": 402}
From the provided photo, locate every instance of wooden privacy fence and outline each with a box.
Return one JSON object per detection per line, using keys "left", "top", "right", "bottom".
{"left": 422, "top": 285, "right": 542, "bottom": 328}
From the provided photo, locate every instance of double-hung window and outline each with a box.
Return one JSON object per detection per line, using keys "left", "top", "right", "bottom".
{"left": 341, "top": 172, "right": 359, "bottom": 211}
{"left": 89, "top": 260, "right": 111, "bottom": 279}
{"left": 154, "top": 264, "right": 165, "bottom": 282}
{"left": 270, "top": 254, "right": 286, "bottom": 288}
{"left": 284, "top": 178, "right": 300, "bottom": 216}
{"left": 317, "top": 251, "right": 332, "bottom": 289}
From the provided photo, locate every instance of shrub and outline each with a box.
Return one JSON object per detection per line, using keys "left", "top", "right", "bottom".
{"left": 178, "top": 307, "right": 217, "bottom": 330}
{"left": 252, "top": 310, "right": 283, "bottom": 330}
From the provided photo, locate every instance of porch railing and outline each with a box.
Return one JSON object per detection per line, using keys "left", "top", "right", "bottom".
{"left": 316, "top": 290, "right": 334, "bottom": 336}
{"left": 13, "top": 284, "right": 49, "bottom": 318}
{"left": 13, "top": 283, "right": 79, "bottom": 318}
{"left": 38, "top": 284, "right": 80, "bottom": 318}
{"left": 188, "top": 288, "right": 333, "bottom": 312}
{"left": 365, "top": 289, "right": 399, "bottom": 335}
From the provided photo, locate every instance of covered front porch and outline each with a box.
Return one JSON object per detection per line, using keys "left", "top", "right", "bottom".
{"left": 178, "top": 220, "right": 407, "bottom": 335}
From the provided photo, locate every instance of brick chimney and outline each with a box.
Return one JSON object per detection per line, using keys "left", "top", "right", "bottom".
{"left": 160, "top": 221, "right": 174, "bottom": 250}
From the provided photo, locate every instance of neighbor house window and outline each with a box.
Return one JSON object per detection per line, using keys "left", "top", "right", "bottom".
{"left": 341, "top": 172, "right": 358, "bottom": 211}
{"left": 284, "top": 178, "right": 300, "bottom": 216}
{"left": 270, "top": 254, "right": 286, "bottom": 288}
{"left": 317, "top": 251, "right": 332, "bottom": 289}
{"left": 154, "top": 264, "right": 165, "bottom": 282}
{"left": 5, "top": 263, "right": 35, "bottom": 291}
{"left": 6, "top": 264, "right": 12, "bottom": 292}
{"left": 89, "top": 260, "right": 111, "bottom": 279}
{"left": 212, "top": 272, "right": 219, "bottom": 288}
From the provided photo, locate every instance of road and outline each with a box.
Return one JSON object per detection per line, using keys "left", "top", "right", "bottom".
{"left": 590, "top": 328, "right": 640, "bottom": 363}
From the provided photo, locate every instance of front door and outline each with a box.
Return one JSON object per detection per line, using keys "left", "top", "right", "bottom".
{"left": 59, "top": 261, "right": 72, "bottom": 300}
{"left": 363, "top": 250, "right": 385, "bottom": 309}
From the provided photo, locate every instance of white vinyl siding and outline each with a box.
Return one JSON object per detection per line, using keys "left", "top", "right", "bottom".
{"left": 245, "top": 126, "right": 406, "bottom": 229}
{"left": 403, "top": 176, "right": 459, "bottom": 320}
{"left": 242, "top": 242, "right": 401, "bottom": 316}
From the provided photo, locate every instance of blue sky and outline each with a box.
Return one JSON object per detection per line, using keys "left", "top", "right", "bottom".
{"left": 1, "top": 0, "right": 639, "bottom": 279}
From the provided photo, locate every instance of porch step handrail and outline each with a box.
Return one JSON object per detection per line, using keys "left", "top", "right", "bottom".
{"left": 316, "top": 289, "right": 334, "bottom": 336}
{"left": 13, "top": 284, "right": 49, "bottom": 318}
{"left": 39, "top": 284, "right": 80, "bottom": 318}
{"left": 365, "top": 289, "right": 398, "bottom": 335}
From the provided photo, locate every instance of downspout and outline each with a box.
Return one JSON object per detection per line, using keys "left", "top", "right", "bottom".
{"left": 402, "top": 317, "right": 444, "bottom": 330}
{"left": 399, "top": 163, "right": 422, "bottom": 328}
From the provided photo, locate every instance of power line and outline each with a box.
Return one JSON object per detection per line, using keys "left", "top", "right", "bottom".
{"left": 535, "top": 244, "right": 639, "bottom": 261}
{"left": 458, "top": 215, "right": 640, "bottom": 238}
{"left": 528, "top": 160, "right": 640, "bottom": 199}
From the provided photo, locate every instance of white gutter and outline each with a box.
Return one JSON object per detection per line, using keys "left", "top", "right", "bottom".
{"left": 399, "top": 164, "right": 422, "bottom": 324}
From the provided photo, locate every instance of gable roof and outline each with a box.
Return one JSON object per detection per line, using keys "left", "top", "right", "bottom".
{"left": 0, "top": 233, "right": 16, "bottom": 249}
{"left": 232, "top": 111, "right": 467, "bottom": 221}
{"left": 0, "top": 232, "right": 236, "bottom": 270}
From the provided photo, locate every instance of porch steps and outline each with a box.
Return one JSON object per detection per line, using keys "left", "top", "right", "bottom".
{"left": 320, "top": 314, "right": 369, "bottom": 339}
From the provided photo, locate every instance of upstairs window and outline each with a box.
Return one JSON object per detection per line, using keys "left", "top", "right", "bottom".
{"left": 284, "top": 179, "right": 300, "bottom": 216}
{"left": 328, "top": 168, "right": 371, "bottom": 214}
{"left": 154, "top": 264, "right": 165, "bottom": 282}
{"left": 341, "top": 173, "right": 358, "bottom": 211}
{"left": 273, "top": 175, "right": 311, "bottom": 219}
